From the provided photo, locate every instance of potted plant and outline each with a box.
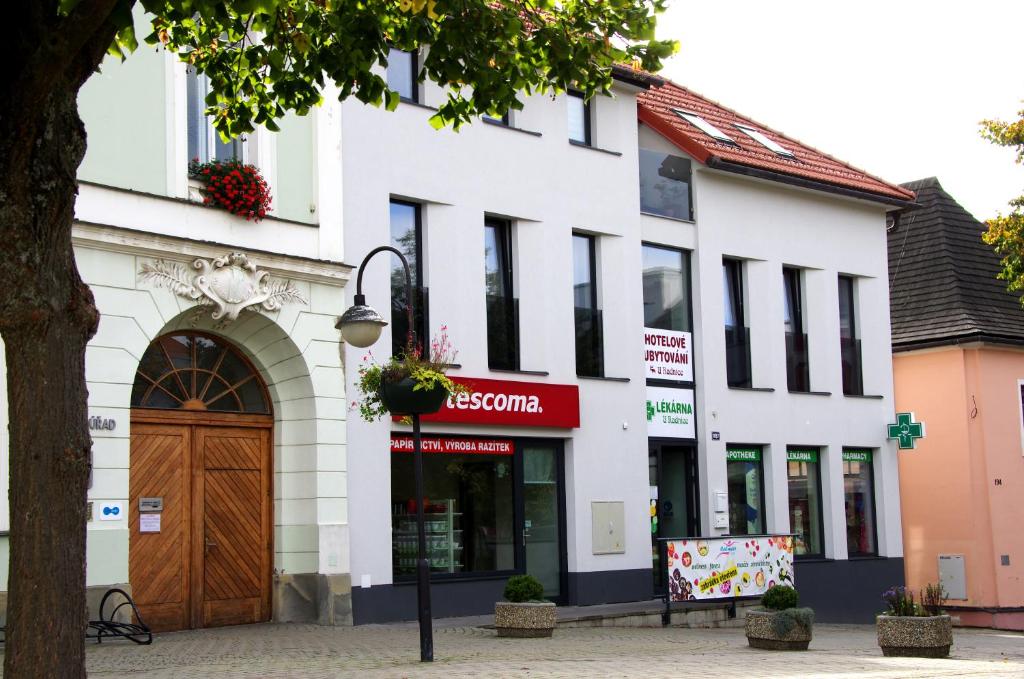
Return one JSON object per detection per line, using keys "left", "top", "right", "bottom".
{"left": 353, "top": 326, "right": 468, "bottom": 421}
{"left": 189, "top": 158, "right": 273, "bottom": 221}
{"left": 877, "top": 583, "right": 952, "bottom": 658}
{"left": 744, "top": 584, "right": 814, "bottom": 650}
{"left": 494, "top": 574, "right": 556, "bottom": 638}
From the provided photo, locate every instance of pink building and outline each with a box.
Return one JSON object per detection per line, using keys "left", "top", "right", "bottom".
{"left": 890, "top": 178, "right": 1024, "bottom": 630}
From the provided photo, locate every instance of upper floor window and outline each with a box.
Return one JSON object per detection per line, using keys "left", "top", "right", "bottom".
{"left": 485, "top": 218, "right": 518, "bottom": 370}
{"left": 723, "top": 258, "right": 750, "bottom": 388}
{"left": 567, "top": 92, "right": 591, "bottom": 145}
{"left": 387, "top": 48, "right": 418, "bottom": 103}
{"left": 187, "top": 66, "right": 243, "bottom": 164}
{"left": 639, "top": 149, "right": 693, "bottom": 221}
{"left": 783, "top": 267, "right": 810, "bottom": 392}
{"left": 390, "top": 200, "right": 427, "bottom": 357}
{"left": 642, "top": 244, "right": 691, "bottom": 333}
{"left": 839, "top": 276, "right": 863, "bottom": 395}
{"left": 573, "top": 234, "right": 603, "bottom": 377}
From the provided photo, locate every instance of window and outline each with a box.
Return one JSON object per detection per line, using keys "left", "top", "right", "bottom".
{"left": 642, "top": 245, "right": 691, "bottom": 332}
{"left": 567, "top": 92, "right": 591, "bottom": 145}
{"left": 787, "top": 448, "right": 824, "bottom": 558}
{"left": 386, "top": 48, "right": 418, "bottom": 103}
{"left": 672, "top": 110, "right": 735, "bottom": 144}
{"left": 843, "top": 449, "right": 877, "bottom": 556}
{"left": 390, "top": 201, "right": 427, "bottom": 357}
{"left": 485, "top": 218, "right": 518, "bottom": 370}
{"left": 639, "top": 149, "right": 693, "bottom": 221}
{"left": 483, "top": 111, "right": 511, "bottom": 126}
{"left": 783, "top": 267, "right": 810, "bottom": 392}
{"left": 187, "top": 66, "right": 243, "bottom": 164}
{"left": 735, "top": 125, "right": 795, "bottom": 158}
{"left": 723, "top": 259, "right": 751, "bottom": 388}
{"left": 726, "top": 446, "right": 765, "bottom": 535}
{"left": 573, "top": 234, "right": 603, "bottom": 377}
{"left": 839, "top": 276, "right": 863, "bottom": 395}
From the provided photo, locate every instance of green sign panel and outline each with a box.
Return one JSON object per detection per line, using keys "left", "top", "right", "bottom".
{"left": 726, "top": 447, "right": 761, "bottom": 462}
{"left": 787, "top": 448, "right": 819, "bottom": 463}
{"left": 842, "top": 449, "right": 872, "bottom": 463}
{"left": 887, "top": 412, "right": 925, "bottom": 449}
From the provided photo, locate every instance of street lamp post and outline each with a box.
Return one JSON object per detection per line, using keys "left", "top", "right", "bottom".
{"left": 336, "top": 245, "right": 434, "bottom": 662}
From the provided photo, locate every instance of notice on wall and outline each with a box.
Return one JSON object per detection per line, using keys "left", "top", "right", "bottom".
{"left": 664, "top": 535, "right": 794, "bottom": 601}
{"left": 139, "top": 513, "right": 161, "bottom": 533}
{"left": 643, "top": 328, "right": 693, "bottom": 383}
{"left": 646, "top": 387, "right": 695, "bottom": 439}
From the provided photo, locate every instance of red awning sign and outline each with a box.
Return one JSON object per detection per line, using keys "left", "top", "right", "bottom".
{"left": 390, "top": 435, "right": 514, "bottom": 455}
{"left": 411, "top": 377, "right": 580, "bottom": 428}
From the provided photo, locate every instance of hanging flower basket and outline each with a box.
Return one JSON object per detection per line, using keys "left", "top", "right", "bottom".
{"left": 189, "top": 158, "right": 273, "bottom": 221}
{"left": 379, "top": 376, "right": 449, "bottom": 416}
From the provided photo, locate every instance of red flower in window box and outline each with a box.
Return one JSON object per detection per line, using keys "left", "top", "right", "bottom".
{"left": 189, "top": 158, "right": 273, "bottom": 222}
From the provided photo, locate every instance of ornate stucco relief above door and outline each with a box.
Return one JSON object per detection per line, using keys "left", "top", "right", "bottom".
{"left": 139, "top": 252, "right": 307, "bottom": 324}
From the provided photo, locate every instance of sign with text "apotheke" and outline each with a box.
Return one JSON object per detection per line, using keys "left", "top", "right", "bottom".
{"left": 646, "top": 387, "right": 695, "bottom": 439}
{"left": 412, "top": 377, "right": 580, "bottom": 428}
{"left": 644, "top": 328, "right": 693, "bottom": 382}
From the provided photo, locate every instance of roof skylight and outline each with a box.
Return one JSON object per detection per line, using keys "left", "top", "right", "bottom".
{"left": 672, "top": 109, "right": 735, "bottom": 144}
{"left": 735, "top": 124, "right": 795, "bottom": 158}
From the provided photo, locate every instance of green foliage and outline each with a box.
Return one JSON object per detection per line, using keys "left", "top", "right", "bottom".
{"left": 94, "top": 0, "right": 678, "bottom": 139}
{"left": 981, "top": 104, "right": 1024, "bottom": 303}
{"left": 503, "top": 574, "right": 545, "bottom": 603}
{"left": 921, "top": 582, "right": 946, "bottom": 617}
{"left": 768, "top": 607, "right": 814, "bottom": 636}
{"left": 761, "top": 585, "right": 799, "bottom": 611}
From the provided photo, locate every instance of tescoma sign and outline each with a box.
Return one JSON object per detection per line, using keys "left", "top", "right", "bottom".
{"left": 646, "top": 387, "right": 695, "bottom": 439}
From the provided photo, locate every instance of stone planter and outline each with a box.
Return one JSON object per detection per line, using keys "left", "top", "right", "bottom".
{"left": 379, "top": 376, "right": 448, "bottom": 416}
{"left": 495, "top": 601, "right": 556, "bottom": 638}
{"left": 744, "top": 609, "right": 813, "bottom": 650}
{"left": 876, "top": 614, "right": 952, "bottom": 658}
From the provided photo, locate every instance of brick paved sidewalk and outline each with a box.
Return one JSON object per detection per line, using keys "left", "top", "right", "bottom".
{"left": 22, "top": 621, "right": 1024, "bottom": 678}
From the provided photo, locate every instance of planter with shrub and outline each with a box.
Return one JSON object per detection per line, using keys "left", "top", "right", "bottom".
{"left": 744, "top": 585, "right": 814, "bottom": 651}
{"left": 877, "top": 584, "right": 952, "bottom": 658}
{"left": 494, "top": 575, "right": 556, "bottom": 638}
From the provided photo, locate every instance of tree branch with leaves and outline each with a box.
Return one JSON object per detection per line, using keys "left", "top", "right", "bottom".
{"left": 981, "top": 105, "right": 1024, "bottom": 301}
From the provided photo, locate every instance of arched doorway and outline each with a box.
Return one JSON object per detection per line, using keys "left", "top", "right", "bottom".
{"left": 129, "top": 332, "right": 273, "bottom": 631}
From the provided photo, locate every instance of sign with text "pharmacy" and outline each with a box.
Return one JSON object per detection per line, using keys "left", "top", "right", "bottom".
{"left": 644, "top": 328, "right": 693, "bottom": 382}
{"left": 646, "top": 387, "right": 695, "bottom": 439}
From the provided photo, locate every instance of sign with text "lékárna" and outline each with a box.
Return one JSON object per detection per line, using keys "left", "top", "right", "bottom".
{"left": 412, "top": 377, "right": 580, "bottom": 428}
{"left": 644, "top": 328, "right": 693, "bottom": 383}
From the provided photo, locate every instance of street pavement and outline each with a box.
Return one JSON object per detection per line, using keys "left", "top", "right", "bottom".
{"left": 71, "top": 621, "right": 1024, "bottom": 678}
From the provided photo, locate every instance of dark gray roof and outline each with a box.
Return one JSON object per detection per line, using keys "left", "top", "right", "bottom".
{"left": 888, "top": 177, "right": 1024, "bottom": 350}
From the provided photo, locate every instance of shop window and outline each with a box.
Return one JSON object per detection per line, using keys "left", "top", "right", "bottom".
{"left": 573, "top": 233, "right": 603, "bottom": 377}
{"left": 186, "top": 66, "right": 244, "bottom": 164}
{"left": 639, "top": 149, "right": 693, "bottom": 221}
{"left": 787, "top": 448, "right": 824, "bottom": 558}
{"left": 843, "top": 449, "right": 877, "bottom": 556}
{"left": 386, "top": 48, "right": 418, "bottom": 103}
{"left": 726, "top": 446, "right": 765, "bottom": 535}
{"left": 839, "top": 276, "right": 864, "bottom": 395}
{"left": 567, "top": 92, "right": 591, "bottom": 145}
{"left": 642, "top": 244, "right": 691, "bottom": 333}
{"left": 783, "top": 266, "right": 810, "bottom": 392}
{"left": 723, "top": 258, "right": 751, "bottom": 388}
{"left": 485, "top": 218, "right": 518, "bottom": 370}
{"left": 390, "top": 200, "right": 428, "bottom": 357}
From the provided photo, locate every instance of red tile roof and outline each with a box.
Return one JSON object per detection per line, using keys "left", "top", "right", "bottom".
{"left": 637, "top": 80, "right": 915, "bottom": 204}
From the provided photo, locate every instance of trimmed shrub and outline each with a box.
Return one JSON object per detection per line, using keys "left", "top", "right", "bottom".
{"left": 762, "top": 585, "right": 799, "bottom": 611}
{"left": 504, "top": 575, "right": 545, "bottom": 603}
{"left": 770, "top": 607, "right": 815, "bottom": 636}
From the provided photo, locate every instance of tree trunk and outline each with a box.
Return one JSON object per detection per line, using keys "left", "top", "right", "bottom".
{"left": 0, "top": 83, "right": 100, "bottom": 678}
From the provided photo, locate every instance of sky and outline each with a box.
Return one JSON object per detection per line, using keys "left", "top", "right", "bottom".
{"left": 654, "top": 0, "right": 1024, "bottom": 220}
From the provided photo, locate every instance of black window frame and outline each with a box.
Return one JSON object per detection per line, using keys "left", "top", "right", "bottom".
{"left": 725, "top": 444, "right": 767, "bottom": 537}
{"left": 485, "top": 217, "right": 519, "bottom": 371}
{"left": 843, "top": 449, "right": 879, "bottom": 558}
{"left": 567, "top": 91, "right": 592, "bottom": 146}
{"left": 783, "top": 266, "right": 810, "bottom": 392}
{"left": 641, "top": 243, "right": 693, "bottom": 335}
{"left": 386, "top": 48, "right": 419, "bottom": 104}
{"left": 839, "top": 275, "right": 864, "bottom": 396}
{"left": 723, "top": 258, "right": 751, "bottom": 388}
{"left": 389, "top": 199, "right": 428, "bottom": 358}
{"left": 572, "top": 233, "right": 603, "bottom": 377}
{"left": 786, "top": 447, "right": 826, "bottom": 560}
{"left": 638, "top": 148, "right": 694, "bottom": 222}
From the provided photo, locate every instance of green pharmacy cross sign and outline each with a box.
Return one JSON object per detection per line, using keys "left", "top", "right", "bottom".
{"left": 887, "top": 412, "right": 925, "bottom": 449}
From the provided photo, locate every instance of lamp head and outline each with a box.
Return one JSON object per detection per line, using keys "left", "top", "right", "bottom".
{"left": 336, "top": 294, "right": 387, "bottom": 348}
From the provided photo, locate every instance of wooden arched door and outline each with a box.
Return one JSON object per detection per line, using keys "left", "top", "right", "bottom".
{"left": 129, "top": 332, "right": 273, "bottom": 631}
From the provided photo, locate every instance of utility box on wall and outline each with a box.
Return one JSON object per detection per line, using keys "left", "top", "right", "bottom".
{"left": 591, "top": 501, "right": 625, "bottom": 554}
{"left": 938, "top": 554, "right": 967, "bottom": 600}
